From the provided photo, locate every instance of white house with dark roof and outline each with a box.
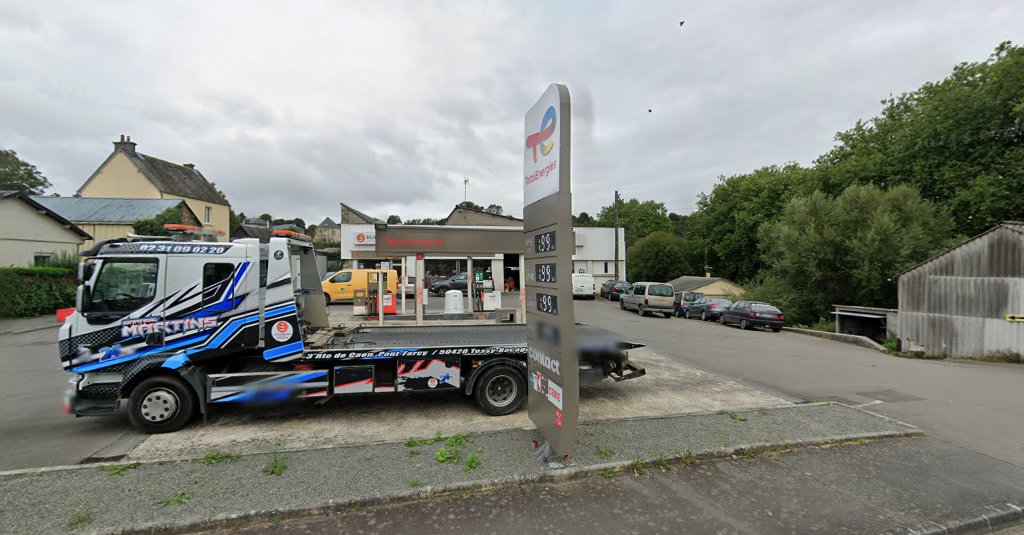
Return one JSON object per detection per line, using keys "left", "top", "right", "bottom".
{"left": 76, "top": 136, "right": 231, "bottom": 241}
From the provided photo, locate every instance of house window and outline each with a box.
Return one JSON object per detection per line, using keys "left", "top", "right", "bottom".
{"left": 204, "top": 207, "right": 212, "bottom": 224}
{"left": 34, "top": 253, "right": 53, "bottom": 267}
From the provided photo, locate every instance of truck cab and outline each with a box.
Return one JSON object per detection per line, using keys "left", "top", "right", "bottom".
{"left": 60, "top": 230, "right": 327, "bottom": 432}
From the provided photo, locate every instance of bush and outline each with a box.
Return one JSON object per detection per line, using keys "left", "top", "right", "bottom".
{"left": 0, "top": 267, "right": 77, "bottom": 318}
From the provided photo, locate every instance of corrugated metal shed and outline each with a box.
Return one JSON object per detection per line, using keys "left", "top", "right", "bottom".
{"left": 31, "top": 196, "right": 186, "bottom": 224}
{"left": 897, "top": 222, "right": 1024, "bottom": 358}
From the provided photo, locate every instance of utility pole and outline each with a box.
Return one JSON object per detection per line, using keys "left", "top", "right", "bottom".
{"left": 463, "top": 176, "right": 469, "bottom": 203}
{"left": 614, "top": 190, "right": 621, "bottom": 281}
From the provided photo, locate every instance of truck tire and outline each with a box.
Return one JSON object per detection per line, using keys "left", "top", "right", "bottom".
{"left": 473, "top": 366, "right": 526, "bottom": 416}
{"left": 127, "top": 376, "right": 197, "bottom": 434}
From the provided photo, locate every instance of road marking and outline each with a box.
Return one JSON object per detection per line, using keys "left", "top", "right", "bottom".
{"left": 855, "top": 400, "right": 884, "bottom": 408}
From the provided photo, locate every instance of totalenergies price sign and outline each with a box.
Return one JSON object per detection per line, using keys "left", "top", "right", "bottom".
{"left": 523, "top": 83, "right": 578, "bottom": 458}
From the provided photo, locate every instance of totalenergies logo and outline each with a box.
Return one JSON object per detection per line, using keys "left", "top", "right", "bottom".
{"left": 525, "top": 105, "right": 557, "bottom": 162}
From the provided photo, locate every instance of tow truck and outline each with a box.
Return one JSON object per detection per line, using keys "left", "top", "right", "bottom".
{"left": 59, "top": 228, "right": 645, "bottom": 433}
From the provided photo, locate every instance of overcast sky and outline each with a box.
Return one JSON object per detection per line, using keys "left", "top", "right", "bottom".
{"left": 2, "top": 1, "right": 1021, "bottom": 225}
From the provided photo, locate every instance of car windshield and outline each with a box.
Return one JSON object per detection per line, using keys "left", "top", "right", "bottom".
{"left": 648, "top": 284, "right": 674, "bottom": 297}
{"left": 751, "top": 303, "right": 781, "bottom": 313}
{"left": 88, "top": 259, "right": 159, "bottom": 314}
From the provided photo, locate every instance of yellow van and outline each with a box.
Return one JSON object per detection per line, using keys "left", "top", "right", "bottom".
{"left": 322, "top": 269, "right": 398, "bottom": 304}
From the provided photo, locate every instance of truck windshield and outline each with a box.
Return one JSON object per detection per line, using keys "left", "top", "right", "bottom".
{"left": 88, "top": 259, "right": 159, "bottom": 314}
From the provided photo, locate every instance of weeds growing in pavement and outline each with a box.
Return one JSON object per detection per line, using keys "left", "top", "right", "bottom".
{"left": 629, "top": 458, "right": 648, "bottom": 475}
{"left": 200, "top": 450, "right": 243, "bottom": 465}
{"left": 436, "top": 434, "right": 471, "bottom": 464}
{"left": 264, "top": 451, "right": 288, "bottom": 476}
{"left": 408, "top": 478, "right": 421, "bottom": 488}
{"left": 726, "top": 411, "right": 747, "bottom": 422}
{"left": 273, "top": 514, "right": 284, "bottom": 525}
{"left": 157, "top": 492, "right": 190, "bottom": 507}
{"left": 408, "top": 449, "right": 421, "bottom": 457}
{"left": 464, "top": 449, "right": 482, "bottom": 471}
{"left": 601, "top": 468, "right": 616, "bottom": 480}
{"left": 405, "top": 432, "right": 447, "bottom": 448}
{"left": 435, "top": 447, "right": 456, "bottom": 463}
{"left": 67, "top": 510, "right": 93, "bottom": 530}
{"left": 595, "top": 444, "right": 615, "bottom": 458}
{"left": 96, "top": 462, "right": 140, "bottom": 477}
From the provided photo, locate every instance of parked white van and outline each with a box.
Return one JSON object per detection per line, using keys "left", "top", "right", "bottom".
{"left": 572, "top": 273, "right": 596, "bottom": 300}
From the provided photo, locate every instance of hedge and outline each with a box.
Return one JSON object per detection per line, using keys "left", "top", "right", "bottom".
{"left": 0, "top": 267, "right": 77, "bottom": 318}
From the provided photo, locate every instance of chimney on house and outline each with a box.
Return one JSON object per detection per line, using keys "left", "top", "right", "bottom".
{"left": 183, "top": 163, "right": 195, "bottom": 169}
{"left": 113, "top": 134, "right": 137, "bottom": 155}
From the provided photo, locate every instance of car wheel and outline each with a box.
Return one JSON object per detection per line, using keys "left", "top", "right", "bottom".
{"left": 718, "top": 315, "right": 726, "bottom": 325}
{"left": 637, "top": 305, "right": 645, "bottom": 316}
{"left": 740, "top": 319, "right": 750, "bottom": 330}
{"left": 684, "top": 309, "right": 690, "bottom": 319}
{"left": 323, "top": 292, "right": 332, "bottom": 306}
{"left": 619, "top": 299, "right": 625, "bottom": 310}
{"left": 436, "top": 286, "right": 449, "bottom": 295}
{"left": 127, "top": 376, "right": 197, "bottom": 434}
{"left": 473, "top": 365, "right": 526, "bottom": 416}
{"left": 701, "top": 310, "right": 707, "bottom": 321}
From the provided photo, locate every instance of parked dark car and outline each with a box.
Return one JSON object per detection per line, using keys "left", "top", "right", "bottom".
{"left": 607, "top": 282, "right": 630, "bottom": 301}
{"left": 600, "top": 279, "right": 624, "bottom": 299}
{"left": 672, "top": 291, "right": 704, "bottom": 318}
{"left": 685, "top": 297, "right": 733, "bottom": 321}
{"left": 429, "top": 273, "right": 468, "bottom": 296}
{"left": 719, "top": 301, "right": 785, "bottom": 332}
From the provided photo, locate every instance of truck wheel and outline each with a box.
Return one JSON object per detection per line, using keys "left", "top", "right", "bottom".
{"left": 473, "top": 366, "right": 526, "bottom": 416}
{"left": 127, "top": 376, "right": 196, "bottom": 434}
{"left": 323, "top": 292, "right": 332, "bottom": 305}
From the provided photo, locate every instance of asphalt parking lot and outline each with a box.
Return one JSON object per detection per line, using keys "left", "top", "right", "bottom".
{"left": 579, "top": 296, "right": 1024, "bottom": 468}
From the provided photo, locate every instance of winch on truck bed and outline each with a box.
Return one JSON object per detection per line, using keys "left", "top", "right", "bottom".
{"left": 58, "top": 229, "right": 645, "bottom": 434}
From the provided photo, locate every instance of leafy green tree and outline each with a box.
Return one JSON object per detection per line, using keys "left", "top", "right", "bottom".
{"left": 816, "top": 41, "right": 1024, "bottom": 235}
{"left": 458, "top": 201, "right": 484, "bottom": 211}
{"left": 0, "top": 149, "right": 51, "bottom": 194}
{"left": 387, "top": 214, "right": 402, "bottom": 224}
{"left": 752, "top": 184, "right": 955, "bottom": 324}
{"left": 405, "top": 217, "right": 445, "bottom": 225}
{"left": 594, "top": 198, "right": 672, "bottom": 247}
{"left": 626, "top": 231, "right": 687, "bottom": 282}
{"left": 133, "top": 207, "right": 183, "bottom": 236}
{"left": 484, "top": 204, "right": 504, "bottom": 215}
{"left": 259, "top": 213, "right": 273, "bottom": 223}
{"left": 681, "top": 164, "right": 820, "bottom": 282}
{"left": 573, "top": 212, "right": 595, "bottom": 227}
{"left": 229, "top": 210, "right": 243, "bottom": 235}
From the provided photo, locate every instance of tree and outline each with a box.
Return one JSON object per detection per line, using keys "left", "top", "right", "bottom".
{"left": 259, "top": 213, "right": 273, "bottom": 223}
{"left": 484, "top": 204, "right": 504, "bottom": 215}
{"left": 387, "top": 215, "right": 402, "bottom": 224}
{"left": 626, "top": 231, "right": 688, "bottom": 282}
{"left": 404, "top": 217, "right": 445, "bottom": 225}
{"left": 306, "top": 224, "right": 318, "bottom": 238}
{"left": 0, "top": 149, "right": 51, "bottom": 194}
{"left": 573, "top": 212, "right": 595, "bottom": 226}
{"left": 594, "top": 198, "right": 672, "bottom": 247}
{"left": 815, "top": 41, "right": 1024, "bottom": 235}
{"left": 229, "top": 210, "right": 243, "bottom": 235}
{"left": 133, "top": 207, "right": 183, "bottom": 236}
{"left": 752, "top": 184, "right": 955, "bottom": 325}
{"left": 457, "top": 201, "right": 484, "bottom": 211}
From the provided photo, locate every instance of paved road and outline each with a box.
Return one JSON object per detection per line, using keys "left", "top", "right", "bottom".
{"left": 0, "top": 322, "right": 135, "bottom": 471}
{"left": 576, "top": 297, "right": 1024, "bottom": 468}
{"left": 219, "top": 437, "right": 1024, "bottom": 535}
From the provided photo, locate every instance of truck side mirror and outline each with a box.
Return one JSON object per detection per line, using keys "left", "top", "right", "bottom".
{"left": 78, "top": 261, "right": 95, "bottom": 283}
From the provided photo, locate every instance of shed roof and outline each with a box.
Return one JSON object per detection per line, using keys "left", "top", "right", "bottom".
{"left": 31, "top": 196, "right": 190, "bottom": 224}
{"left": 1, "top": 191, "right": 91, "bottom": 239}
{"left": 667, "top": 275, "right": 729, "bottom": 292}
{"left": 897, "top": 221, "right": 1024, "bottom": 278}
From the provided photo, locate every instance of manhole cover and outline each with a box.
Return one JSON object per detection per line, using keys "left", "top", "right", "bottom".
{"left": 855, "top": 389, "right": 924, "bottom": 403}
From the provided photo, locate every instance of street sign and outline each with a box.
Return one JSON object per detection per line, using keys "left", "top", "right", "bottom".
{"left": 523, "top": 83, "right": 577, "bottom": 459}
{"left": 1006, "top": 313, "right": 1024, "bottom": 322}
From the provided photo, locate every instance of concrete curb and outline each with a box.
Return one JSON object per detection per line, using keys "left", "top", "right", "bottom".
{"left": 783, "top": 327, "right": 889, "bottom": 354}
{"left": 889, "top": 501, "right": 1023, "bottom": 534}
{"left": 90, "top": 428, "right": 924, "bottom": 535}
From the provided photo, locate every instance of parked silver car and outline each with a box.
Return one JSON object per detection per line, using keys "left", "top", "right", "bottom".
{"left": 619, "top": 282, "right": 675, "bottom": 317}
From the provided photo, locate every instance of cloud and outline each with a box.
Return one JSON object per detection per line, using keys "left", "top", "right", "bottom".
{"left": 1, "top": 0, "right": 1021, "bottom": 223}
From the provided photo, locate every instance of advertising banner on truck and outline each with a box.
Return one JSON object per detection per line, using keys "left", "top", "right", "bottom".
{"left": 524, "top": 83, "right": 578, "bottom": 458}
